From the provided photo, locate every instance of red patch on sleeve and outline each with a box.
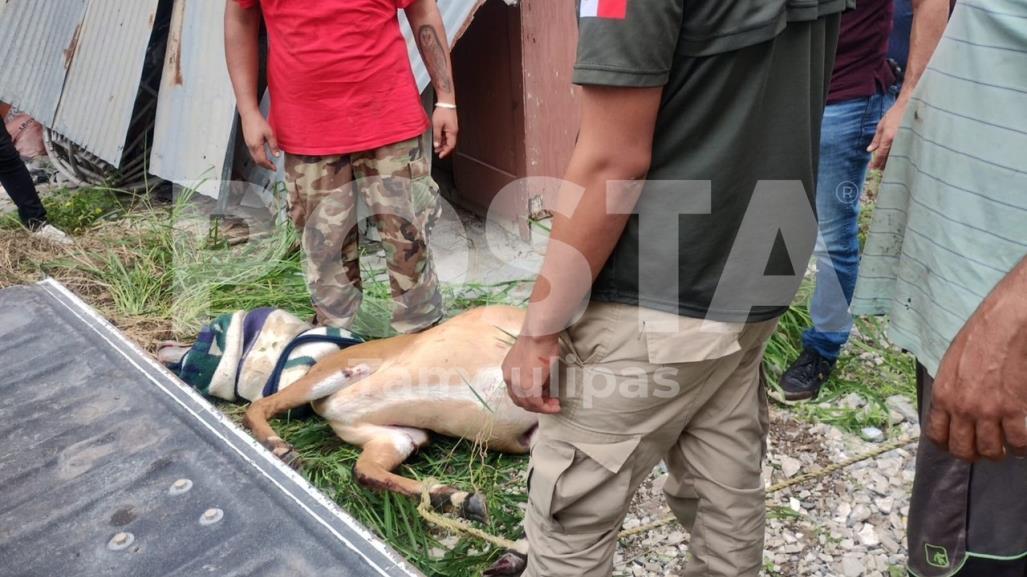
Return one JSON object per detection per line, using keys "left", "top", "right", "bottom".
{"left": 598, "top": 0, "right": 627, "bottom": 19}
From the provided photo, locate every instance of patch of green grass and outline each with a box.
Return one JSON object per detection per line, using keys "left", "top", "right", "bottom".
{"left": 767, "top": 505, "right": 802, "bottom": 521}
{"left": 221, "top": 405, "right": 527, "bottom": 576}
{"left": 0, "top": 186, "right": 127, "bottom": 233}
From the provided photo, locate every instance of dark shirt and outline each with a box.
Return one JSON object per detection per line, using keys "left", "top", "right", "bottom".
{"left": 828, "top": 0, "right": 896, "bottom": 103}
{"left": 573, "top": 0, "right": 847, "bottom": 322}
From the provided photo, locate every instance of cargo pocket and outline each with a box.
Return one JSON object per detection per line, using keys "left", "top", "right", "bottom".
{"left": 528, "top": 422, "right": 642, "bottom": 534}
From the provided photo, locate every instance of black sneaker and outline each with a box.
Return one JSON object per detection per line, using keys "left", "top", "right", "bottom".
{"left": 777, "top": 348, "right": 836, "bottom": 403}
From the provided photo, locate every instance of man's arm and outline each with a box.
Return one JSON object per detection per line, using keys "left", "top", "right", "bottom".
{"left": 225, "top": 1, "right": 279, "bottom": 170}
{"left": 928, "top": 257, "right": 1027, "bottom": 462}
{"left": 867, "top": 0, "right": 949, "bottom": 169}
{"left": 405, "top": 0, "right": 458, "bottom": 158}
{"left": 502, "top": 86, "right": 663, "bottom": 414}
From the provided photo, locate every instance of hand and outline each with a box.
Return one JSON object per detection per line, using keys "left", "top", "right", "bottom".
{"left": 867, "top": 100, "right": 907, "bottom": 171}
{"left": 503, "top": 333, "right": 562, "bottom": 414}
{"left": 241, "top": 110, "right": 280, "bottom": 170}
{"left": 432, "top": 107, "right": 458, "bottom": 159}
{"left": 927, "top": 289, "right": 1027, "bottom": 461}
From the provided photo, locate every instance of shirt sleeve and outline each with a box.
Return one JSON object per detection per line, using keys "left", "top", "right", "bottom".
{"left": 234, "top": 0, "right": 257, "bottom": 9}
{"left": 574, "top": 0, "right": 685, "bottom": 87}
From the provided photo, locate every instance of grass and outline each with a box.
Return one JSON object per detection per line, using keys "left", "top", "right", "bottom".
{"left": 0, "top": 184, "right": 917, "bottom": 575}
{"left": 0, "top": 186, "right": 126, "bottom": 233}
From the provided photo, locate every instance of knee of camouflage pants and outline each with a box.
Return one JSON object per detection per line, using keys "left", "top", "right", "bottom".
{"left": 285, "top": 153, "right": 363, "bottom": 328}
{"left": 354, "top": 132, "right": 444, "bottom": 334}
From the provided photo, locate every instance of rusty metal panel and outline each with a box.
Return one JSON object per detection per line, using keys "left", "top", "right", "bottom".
{"left": 0, "top": 0, "right": 89, "bottom": 126}
{"left": 149, "top": 0, "right": 238, "bottom": 198}
{"left": 51, "top": 0, "right": 162, "bottom": 166}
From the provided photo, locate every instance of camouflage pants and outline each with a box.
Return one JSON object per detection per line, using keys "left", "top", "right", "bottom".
{"left": 284, "top": 131, "right": 444, "bottom": 334}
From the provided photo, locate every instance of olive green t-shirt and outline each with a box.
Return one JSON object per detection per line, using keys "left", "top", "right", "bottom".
{"left": 576, "top": 0, "right": 847, "bottom": 322}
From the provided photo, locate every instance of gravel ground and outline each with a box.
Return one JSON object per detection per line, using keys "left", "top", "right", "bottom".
{"left": 614, "top": 401, "right": 921, "bottom": 577}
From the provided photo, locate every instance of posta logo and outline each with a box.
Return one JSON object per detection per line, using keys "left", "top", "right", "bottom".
{"left": 580, "top": 0, "right": 628, "bottom": 20}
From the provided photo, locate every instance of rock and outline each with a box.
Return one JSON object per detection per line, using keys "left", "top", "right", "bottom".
{"left": 665, "top": 531, "right": 686, "bottom": 545}
{"left": 833, "top": 501, "right": 852, "bottom": 524}
{"left": 877, "top": 496, "right": 895, "bottom": 515}
{"left": 780, "top": 455, "right": 803, "bottom": 478}
{"left": 841, "top": 393, "right": 867, "bottom": 410}
{"left": 850, "top": 504, "right": 872, "bottom": 525}
{"left": 858, "top": 524, "right": 881, "bottom": 547}
{"left": 886, "top": 395, "right": 919, "bottom": 424}
{"left": 888, "top": 410, "right": 905, "bottom": 425}
{"left": 790, "top": 498, "right": 803, "bottom": 513}
{"left": 879, "top": 532, "right": 901, "bottom": 554}
{"left": 861, "top": 427, "right": 885, "bottom": 443}
{"left": 841, "top": 555, "right": 865, "bottom": 577}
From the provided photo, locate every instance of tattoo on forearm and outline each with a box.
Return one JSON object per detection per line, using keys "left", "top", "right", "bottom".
{"left": 417, "top": 25, "right": 454, "bottom": 95}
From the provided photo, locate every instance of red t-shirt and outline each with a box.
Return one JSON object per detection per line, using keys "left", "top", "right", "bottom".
{"left": 235, "top": 0, "right": 429, "bottom": 155}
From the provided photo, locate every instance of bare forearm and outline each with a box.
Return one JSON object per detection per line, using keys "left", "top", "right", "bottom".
{"left": 523, "top": 159, "right": 644, "bottom": 338}
{"left": 225, "top": 3, "right": 263, "bottom": 117}
{"left": 520, "top": 87, "right": 661, "bottom": 338}
{"left": 979, "top": 257, "right": 1027, "bottom": 328}
{"left": 899, "top": 0, "right": 949, "bottom": 104}
{"left": 406, "top": 0, "right": 456, "bottom": 102}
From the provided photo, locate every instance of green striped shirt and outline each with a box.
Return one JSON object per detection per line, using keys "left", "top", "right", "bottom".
{"left": 852, "top": 0, "right": 1027, "bottom": 376}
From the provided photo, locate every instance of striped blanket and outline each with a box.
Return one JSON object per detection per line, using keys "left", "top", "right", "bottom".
{"left": 172, "top": 308, "right": 362, "bottom": 403}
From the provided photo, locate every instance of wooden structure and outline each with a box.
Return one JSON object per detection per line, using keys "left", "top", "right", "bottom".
{"left": 450, "top": 0, "right": 580, "bottom": 239}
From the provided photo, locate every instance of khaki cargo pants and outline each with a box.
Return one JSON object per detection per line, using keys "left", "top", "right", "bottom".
{"left": 525, "top": 303, "right": 778, "bottom": 577}
{"left": 284, "top": 131, "right": 444, "bottom": 334}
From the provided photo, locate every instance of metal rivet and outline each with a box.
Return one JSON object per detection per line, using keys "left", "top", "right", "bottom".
{"left": 199, "top": 508, "right": 223, "bottom": 526}
{"left": 169, "top": 478, "right": 193, "bottom": 495}
{"left": 108, "top": 531, "right": 135, "bottom": 551}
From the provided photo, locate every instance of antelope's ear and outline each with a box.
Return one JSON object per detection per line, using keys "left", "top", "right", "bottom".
{"left": 342, "top": 364, "right": 372, "bottom": 379}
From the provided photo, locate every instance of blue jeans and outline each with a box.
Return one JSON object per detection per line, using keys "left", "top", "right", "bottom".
{"left": 802, "top": 89, "right": 897, "bottom": 360}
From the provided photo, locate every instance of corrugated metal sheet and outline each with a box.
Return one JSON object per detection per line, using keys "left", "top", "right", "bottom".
{"left": 0, "top": 0, "right": 89, "bottom": 126}
{"left": 400, "top": 0, "right": 489, "bottom": 92}
{"left": 52, "top": 0, "right": 161, "bottom": 165}
{"left": 0, "top": 279, "right": 424, "bottom": 577}
{"left": 149, "top": 0, "right": 237, "bottom": 199}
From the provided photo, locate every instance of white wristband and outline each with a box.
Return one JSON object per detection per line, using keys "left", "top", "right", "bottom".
{"left": 436, "top": 102, "right": 457, "bottom": 110}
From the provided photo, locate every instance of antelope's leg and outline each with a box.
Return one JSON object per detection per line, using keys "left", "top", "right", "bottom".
{"left": 340, "top": 424, "right": 490, "bottom": 523}
{"left": 243, "top": 363, "right": 371, "bottom": 467}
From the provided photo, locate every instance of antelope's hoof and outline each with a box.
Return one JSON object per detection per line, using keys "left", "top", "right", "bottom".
{"left": 484, "top": 550, "right": 527, "bottom": 576}
{"left": 460, "top": 492, "right": 489, "bottom": 524}
{"left": 262, "top": 437, "right": 303, "bottom": 471}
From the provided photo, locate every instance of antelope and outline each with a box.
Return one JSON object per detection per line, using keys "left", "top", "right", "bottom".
{"left": 236, "top": 306, "right": 537, "bottom": 575}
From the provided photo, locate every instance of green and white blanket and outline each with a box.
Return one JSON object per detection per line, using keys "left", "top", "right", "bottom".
{"left": 172, "top": 308, "right": 362, "bottom": 403}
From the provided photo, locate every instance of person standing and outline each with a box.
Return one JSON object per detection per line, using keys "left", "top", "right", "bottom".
{"left": 0, "top": 124, "right": 71, "bottom": 245}
{"left": 889, "top": 0, "right": 915, "bottom": 78}
{"left": 853, "top": 2, "right": 1027, "bottom": 575}
{"left": 225, "top": 0, "right": 458, "bottom": 334}
{"left": 778, "top": 0, "right": 949, "bottom": 401}
{"left": 501, "top": 1, "right": 845, "bottom": 575}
